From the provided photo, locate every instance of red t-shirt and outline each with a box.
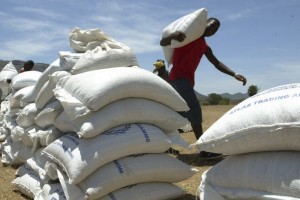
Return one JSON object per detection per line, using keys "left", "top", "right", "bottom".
{"left": 168, "top": 37, "right": 208, "bottom": 87}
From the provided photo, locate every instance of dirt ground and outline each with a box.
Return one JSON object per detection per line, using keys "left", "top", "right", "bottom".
{"left": 0, "top": 105, "right": 233, "bottom": 200}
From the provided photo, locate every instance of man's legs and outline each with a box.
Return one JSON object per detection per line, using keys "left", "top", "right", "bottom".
{"left": 169, "top": 79, "right": 222, "bottom": 159}
{"left": 191, "top": 122, "right": 203, "bottom": 140}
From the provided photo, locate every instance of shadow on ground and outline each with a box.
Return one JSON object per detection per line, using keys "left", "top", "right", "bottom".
{"left": 173, "top": 194, "right": 198, "bottom": 200}
{"left": 175, "top": 153, "right": 225, "bottom": 167}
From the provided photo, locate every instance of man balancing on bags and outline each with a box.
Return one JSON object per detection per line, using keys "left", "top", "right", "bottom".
{"left": 160, "top": 17, "right": 247, "bottom": 160}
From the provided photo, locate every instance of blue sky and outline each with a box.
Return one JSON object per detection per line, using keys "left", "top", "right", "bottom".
{"left": 0, "top": 0, "right": 299, "bottom": 95}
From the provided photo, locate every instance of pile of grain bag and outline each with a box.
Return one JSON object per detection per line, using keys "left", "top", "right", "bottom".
{"left": 191, "top": 83, "right": 300, "bottom": 200}
{"left": 0, "top": 28, "right": 198, "bottom": 200}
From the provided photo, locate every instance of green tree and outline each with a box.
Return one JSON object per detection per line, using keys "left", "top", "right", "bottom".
{"left": 207, "top": 93, "right": 223, "bottom": 105}
{"left": 248, "top": 85, "right": 259, "bottom": 97}
{"left": 220, "top": 97, "right": 230, "bottom": 105}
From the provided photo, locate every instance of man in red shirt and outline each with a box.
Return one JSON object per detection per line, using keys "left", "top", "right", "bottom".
{"left": 160, "top": 17, "right": 247, "bottom": 159}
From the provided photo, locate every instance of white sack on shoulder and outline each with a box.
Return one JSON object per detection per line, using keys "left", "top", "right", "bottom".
{"left": 78, "top": 154, "right": 198, "bottom": 199}
{"left": 192, "top": 83, "right": 300, "bottom": 155}
{"left": 54, "top": 67, "right": 189, "bottom": 119}
{"left": 70, "top": 42, "right": 138, "bottom": 74}
{"left": 42, "top": 123, "right": 172, "bottom": 184}
{"left": 161, "top": 8, "right": 207, "bottom": 64}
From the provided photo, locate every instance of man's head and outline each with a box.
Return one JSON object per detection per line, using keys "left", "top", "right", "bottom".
{"left": 153, "top": 59, "right": 165, "bottom": 69}
{"left": 203, "top": 17, "right": 220, "bottom": 37}
{"left": 23, "top": 60, "right": 34, "bottom": 71}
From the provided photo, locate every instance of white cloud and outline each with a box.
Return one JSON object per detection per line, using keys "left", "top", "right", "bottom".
{"left": 13, "top": 6, "right": 65, "bottom": 19}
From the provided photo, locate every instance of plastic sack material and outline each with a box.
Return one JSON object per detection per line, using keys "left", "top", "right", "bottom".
{"left": 199, "top": 151, "right": 300, "bottom": 200}
{"left": 192, "top": 83, "right": 300, "bottom": 155}
{"left": 53, "top": 98, "right": 189, "bottom": 138}
{"left": 42, "top": 123, "right": 172, "bottom": 184}
{"left": 54, "top": 67, "right": 189, "bottom": 120}
{"left": 161, "top": 8, "right": 207, "bottom": 64}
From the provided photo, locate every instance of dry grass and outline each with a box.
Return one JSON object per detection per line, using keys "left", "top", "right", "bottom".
{"left": 0, "top": 105, "right": 234, "bottom": 200}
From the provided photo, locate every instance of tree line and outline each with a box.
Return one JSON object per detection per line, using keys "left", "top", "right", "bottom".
{"left": 203, "top": 85, "right": 259, "bottom": 105}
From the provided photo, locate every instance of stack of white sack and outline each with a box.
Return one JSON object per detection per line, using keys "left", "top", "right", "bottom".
{"left": 0, "top": 61, "right": 18, "bottom": 100}
{"left": 36, "top": 66, "right": 196, "bottom": 199}
{"left": 0, "top": 57, "right": 77, "bottom": 166}
{"left": 190, "top": 83, "right": 300, "bottom": 200}
{"left": 0, "top": 27, "right": 138, "bottom": 163}
{"left": 2, "top": 27, "right": 197, "bottom": 200}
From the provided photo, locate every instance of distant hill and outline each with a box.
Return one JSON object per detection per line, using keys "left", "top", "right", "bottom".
{"left": 0, "top": 59, "right": 49, "bottom": 73}
{"left": 195, "top": 91, "right": 248, "bottom": 102}
{"left": 219, "top": 92, "right": 249, "bottom": 100}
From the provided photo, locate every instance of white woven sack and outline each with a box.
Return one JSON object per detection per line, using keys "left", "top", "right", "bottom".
{"left": 26, "top": 157, "right": 51, "bottom": 183}
{"left": 36, "top": 126, "right": 64, "bottom": 147}
{"left": 77, "top": 154, "right": 197, "bottom": 199}
{"left": 15, "top": 163, "right": 32, "bottom": 177}
{"left": 10, "top": 125, "right": 24, "bottom": 143}
{"left": 35, "top": 71, "right": 70, "bottom": 109}
{"left": 34, "top": 100, "right": 63, "bottom": 128}
{"left": 9, "top": 85, "right": 33, "bottom": 108}
{"left": 53, "top": 111, "right": 76, "bottom": 132}
{"left": 20, "top": 125, "right": 42, "bottom": 149}
{"left": 42, "top": 123, "right": 172, "bottom": 184}
{"left": 59, "top": 98, "right": 189, "bottom": 138}
{"left": 69, "top": 27, "right": 112, "bottom": 53}
{"left": 0, "top": 61, "right": 18, "bottom": 78}
{"left": 35, "top": 183, "right": 67, "bottom": 200}
{"left": 199, "top": 151, "right": 300, "bottom": 200}
{"left": 26, "top": 148, "right": 57, "bottom": 183}
{"left": 70, "top": 42, "right": 138, "bottom": 75}
{"left": 193, "top": 83, "right": 300, "bottom": 155}
{"left": 99, "top": 182, "right": 185, "bottom": 200}
{"left": 21, "top": 56, "right": 73, "bottom": 104}
{"left": 12, "top": 171, "right": 43, "bottom": 199}
{"left": 54, "top": 67, "right": 189, "bottom": 119}
{"left": 16, "top": 103, "right": 39, "bottom": 128}
{"left": 11, "top": 71, "right": 42, "bottom": 91}
{"left": 0, "top": 100, "right": 10, "bottom": 112}
{"left": 0, "top": 138, "right": 25, "bottom": 166}
{"left": 58, "top": 51, "right": 83, "bottom": 69}
{"left": 0, "top": 126, "right": 8, "bottom": 141}
{"left": 0, "top": 61, "right": 18, "bottom": 100}
{"left": 57, "top": 169, "right": 86, "bottom": 200}
{"left": 161, "top": 8, "right": 207, "bottom": 64}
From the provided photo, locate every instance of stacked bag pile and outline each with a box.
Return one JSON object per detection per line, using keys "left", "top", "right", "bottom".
{"left": 192, "top": 83, "right": 300, "bottom": 200}
{"left": 0, "top": 27, "right": 198, "bottom": 200}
